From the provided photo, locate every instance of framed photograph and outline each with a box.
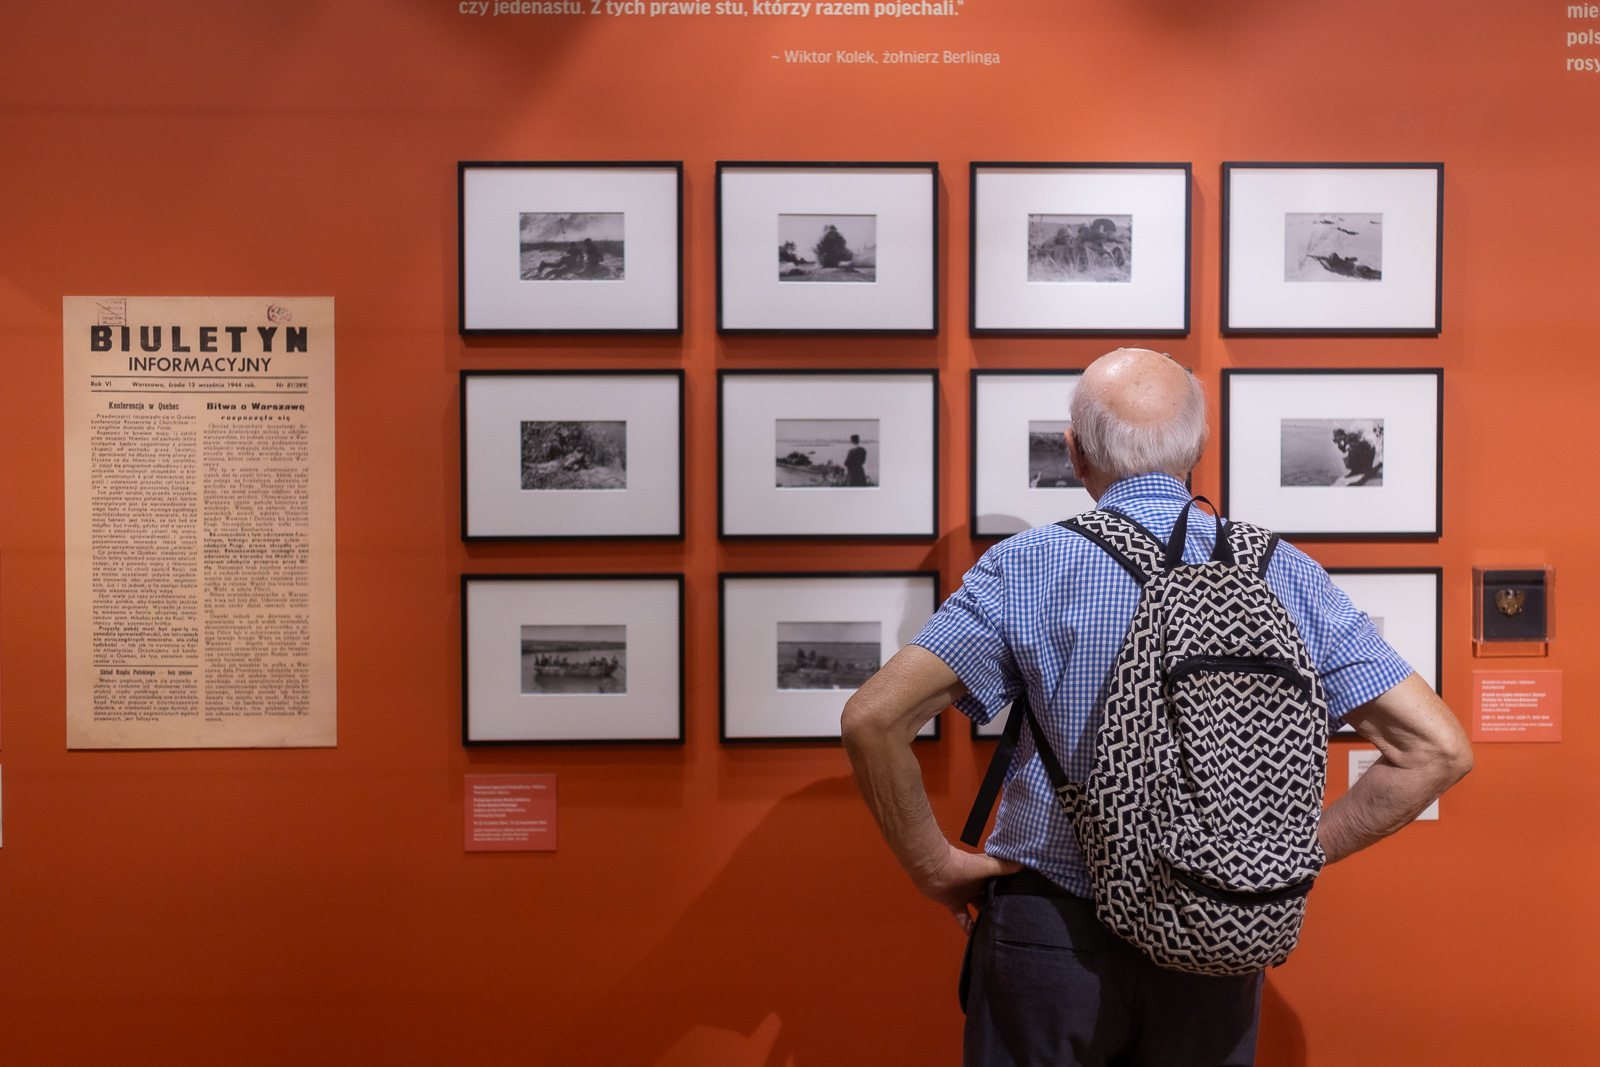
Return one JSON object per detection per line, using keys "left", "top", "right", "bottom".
{"left": 719, "top": 370, "right": 938, "bottom": 539}
{"left": 1326, "top": 567, "right": 1443, "bottom": 737}
{"left": 970, "top": 162, "right": 1191, "bottom": 335}
{"left": 720, "top": 572, "right": 940, "bottom": 741}
{"left": 716, "top": 162, "right": 938, "bottom": 334}
{"left": 971, "top": 370, "right": 1095, "bottom": 539}
{"left": 1221, "top": 163, "right": 1443, "bottom": 334}
{"left": 461, "top": 370, "right": 683, "bottom": 541}
{"left": 1222, "top": 369, "right": 1443, "bottom": 539}
{"left": 462, "top": 574, "right": 683, "bottom": 745}
{"left": 458, "top": 161, "right": 682, "bottom": 334}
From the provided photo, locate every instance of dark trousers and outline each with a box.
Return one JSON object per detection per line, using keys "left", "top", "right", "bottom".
{"left": 961, "top": 873, "right": 1264, "bottom": 1067}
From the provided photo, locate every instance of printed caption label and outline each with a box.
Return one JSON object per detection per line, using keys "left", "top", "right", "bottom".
{"left": 1472, "top": 670, "right": 1562, "bottom": 742}
{"left": 465, "top": 774, "right": 557, "bottom": 851}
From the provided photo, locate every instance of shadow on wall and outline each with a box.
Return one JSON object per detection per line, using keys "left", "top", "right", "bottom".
{"left": 542, "top": 775, "right": 964, "bottom": 1067}
{"left": 543, "top": 774, "right": 1310, "bottom": 1067}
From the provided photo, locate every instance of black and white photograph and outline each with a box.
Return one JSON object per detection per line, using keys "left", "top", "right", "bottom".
{"left": 719, "top": 370, "right": 936, "bottom": 539}
{"left": 1027, "top": 420, "right": 1082, "bottom": 488}
{"left": 520, "top": 624, "right": 626, "bottom": 695}
{"left": 775, "top": 621, "right": 881, "bottom": 690}
{"left": 1027, "top": 214, "right": 1132, "bottom": 283}
{"left": 1279, "top": 418, "right": 1384, "bottom": 487}
{"left": 459, "top": 161, "right": 681, "bottom": 334}
{"left": 778, "top": 214, "right": 876, "bottom": 283}
{"left": 1284, "top": 213, "right": 1381, "bottom": 282}
{"left": 463, "top": 573, "right": 683, "bottom": 745}
{"left": 463, "top": 371, "right": 681, "bottom": 540}
{"left": 1222, "top": 369, "right": 1441, "bottom": 539}
{"left": 717, "top": 163, "right": 936, "bottom": 333}
{"left": 521, "top": 420, "right": 627, "bottom": 491}
{"left": 519, "top": 212, "right": 624, "bottom": 281}
{"left": 720, "top": 572, "right": 938, "bottom": 741}
{"left": 1221, "top": 163, "right": 1442, "bottom": 334}
{"left": 970, "top": 164, "right": 1190, "bottom": 335}
{"left": 775, "top": 418, "right": 880, "bottom": 488}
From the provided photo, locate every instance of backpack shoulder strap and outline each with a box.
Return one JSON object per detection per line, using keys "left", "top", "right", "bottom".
{"left": 1219, "top": 519, "right": 1281, "bottom": 579}
{"left": 960, "top": 691, "right": 1077, "bottom": 846}
{"left": 1056, "top": 509, "right": 1168, "bottom": 586}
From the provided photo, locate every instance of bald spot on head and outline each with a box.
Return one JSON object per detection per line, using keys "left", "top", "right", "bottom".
{"left": 1079, "top": 348, "right": 1192, "bottom": 429}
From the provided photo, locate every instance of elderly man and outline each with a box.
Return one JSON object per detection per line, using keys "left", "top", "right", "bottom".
{"left": 842, "top": 349, "right": 1472, "bottom": 1067}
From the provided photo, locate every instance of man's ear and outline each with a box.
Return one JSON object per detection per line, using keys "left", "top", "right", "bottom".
{"left": 1065, "top": 427, "right": 1091, "bottom": 482}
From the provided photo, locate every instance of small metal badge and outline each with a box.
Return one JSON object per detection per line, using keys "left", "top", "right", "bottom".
{"left": 1495, "top": 588, "right": 1526, "bottom": 617}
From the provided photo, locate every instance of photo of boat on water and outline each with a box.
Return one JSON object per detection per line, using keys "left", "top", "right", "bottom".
{"left": 776, "top": 621, "right": 881, "bottom": 691}
{"left": 774, "top": 418, "right": 880, "bottom": 488}
{"left": 520, "top": 624, "right": 626, "bottom": 694}
{"left": 1284, "top": 212, "right": 1383, "bottom": 282}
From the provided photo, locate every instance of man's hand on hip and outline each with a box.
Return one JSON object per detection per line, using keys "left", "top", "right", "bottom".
{"left": 921, "top": 843, "right": 1022, "bottom": 933}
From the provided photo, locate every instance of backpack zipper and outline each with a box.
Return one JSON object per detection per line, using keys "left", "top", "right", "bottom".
{"left": 1166, "top": 655, "right": 1312, "bottom": 697}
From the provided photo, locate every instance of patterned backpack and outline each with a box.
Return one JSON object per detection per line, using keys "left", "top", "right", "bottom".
{"left": 962, "top": 501, "right": 1329, "bottom": 976}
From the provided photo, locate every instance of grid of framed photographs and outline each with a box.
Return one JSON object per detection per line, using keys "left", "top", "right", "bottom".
{"left": 458, "top": 161, "right": 683, "bottom": 334}
{"left": 716, "top": 161, "right": 938, "bottom": 335}
{"left": 720, "top": 572, "right": 940, "bottom": 742}
{"left": 453, "top": 158, "right": 1451, "bottom": 748}
{"left": 971, "top": 162, "right": 1191, "bottom": 336}
{"left": 462, "top": 574, "right": 684, "bottom": 745}
{"left": 1221, "top": 163, "right": 1444, "bottom": 335}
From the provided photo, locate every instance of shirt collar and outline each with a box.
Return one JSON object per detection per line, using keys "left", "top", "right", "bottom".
{"left": 1095, "top": 472, "right": 1192, "bottom": 511}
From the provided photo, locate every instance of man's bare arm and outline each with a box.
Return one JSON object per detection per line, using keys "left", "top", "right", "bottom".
{"left": 842, "top": 645, "right": 1020, "bottom": 932}
{"left": 1319, "top": 672, "right": 1473, "bottom": 863}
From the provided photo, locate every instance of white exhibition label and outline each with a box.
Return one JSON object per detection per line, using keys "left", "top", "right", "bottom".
{"left": 1348, "top": 749, "right": 1438, "bottom": 821}
{"left": 63, "top": 297, "right": 337, "bottom": 749}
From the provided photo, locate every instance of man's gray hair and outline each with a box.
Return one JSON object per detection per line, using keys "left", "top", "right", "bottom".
{"left": 1070, "top": 365, "right": 1208, "bottom": 480}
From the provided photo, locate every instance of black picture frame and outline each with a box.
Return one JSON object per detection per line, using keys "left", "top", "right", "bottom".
{"left": 1325, "top": 566, "right": 1444, "bottom": 739}
{"left": 1220, "top": 162, "right": 1444, "bottom": 336}
{"left": 719, "top": 570, "right": 942, "bottom": 743}
{"left": 969, "top": 368, "right": 1094, "bottom": 540}
{"left": 717, "top": 368, "right": 940, "bottom": 540}
{"left": 460, "top": 369, "right": 685, "bottom": 542}
{"left": 1221, "top": 368, "right": 1444, "bottom": 541}
{"left": 461, "top": 572, "right": 685, "bottom": 746}
{"left": 715, "top": 161, "right": 939, "bottom": 335}
{"left": 458, "top": 160, "right": 684, "bottom": 335}
{"left": 969, "top": 161, "right": 1192, "bottom": 337}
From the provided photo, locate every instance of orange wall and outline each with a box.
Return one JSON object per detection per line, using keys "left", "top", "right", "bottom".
{"left": 1, "top": 1, "right": 1597, "bottom": 1063}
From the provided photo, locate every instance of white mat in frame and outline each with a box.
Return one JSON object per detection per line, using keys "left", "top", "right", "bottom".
{"left": 1222, "top": 163, "right": 1442, "bottom": 334}
{"left": 970, "top": 162, "right": 1190, "bottom": 335}
{"left": 463, "top": 574, "right": 683, "bottom": 744}
{"left": 971, "top": 370, "right": 1096, "bottom": 538}
{"left": 717, "top": 162, "right": 937, "bottom": 334}
{"left": 721, "top": 572, "right": 940, "bottom": 741}
{"left": 459, "top": 161, "right": 682, "bottom": 334}
{"left": 461, "top": 370, "right": 683, "bottom": 540}
{"left": 719, "top": 370, "right": 938, "bottom": 539}
{"left": 1222, "top": 368, "right": 1442, "bottom": 539}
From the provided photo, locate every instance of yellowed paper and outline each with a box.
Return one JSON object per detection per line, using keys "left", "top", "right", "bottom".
{"left": 64, "top": 297, "right": 336, "bottom": 748}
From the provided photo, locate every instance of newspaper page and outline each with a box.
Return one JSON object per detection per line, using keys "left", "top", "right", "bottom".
{"left": 64, "top": 296, "right": 336, "bottom": 748}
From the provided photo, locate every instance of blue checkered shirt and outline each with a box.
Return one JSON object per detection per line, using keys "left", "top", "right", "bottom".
{"left": 913, "top": 473, "right": 1414, "bottom": 896}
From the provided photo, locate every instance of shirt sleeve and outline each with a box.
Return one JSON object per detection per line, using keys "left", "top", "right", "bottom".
{"left": 910, "top": 547, "right": 1022, "bottom": 725}
{"left": 1267, "top": 544, "right": 1417, "bottom": 722}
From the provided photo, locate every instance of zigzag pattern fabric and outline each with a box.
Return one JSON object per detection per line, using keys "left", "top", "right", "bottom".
{"left": 1053, "top": 510, "right": 1329, "bottom": 976}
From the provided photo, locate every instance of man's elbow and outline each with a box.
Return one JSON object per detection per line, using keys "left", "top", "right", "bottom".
{"left": 1442, "top": 732, "right": 1474, "bottom": 784}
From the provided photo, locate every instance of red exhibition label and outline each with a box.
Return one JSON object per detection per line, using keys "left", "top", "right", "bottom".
{"left": 464, "top": 774, "right": 557, "bottom": 851}
{"left": 1471, "top": 671, "right": 1562, "bottom": 743}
